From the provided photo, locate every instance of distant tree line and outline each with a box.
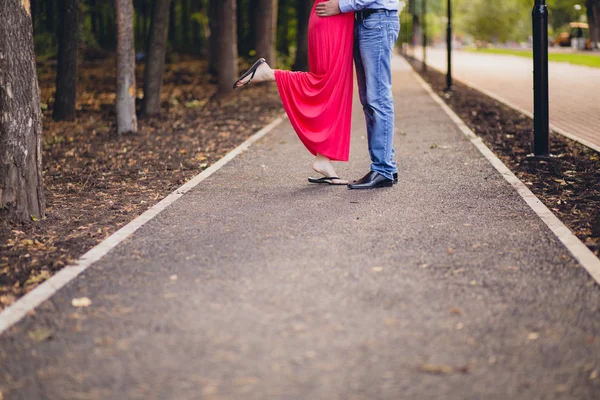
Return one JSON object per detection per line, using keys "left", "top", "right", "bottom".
{"left": 406, "top": 0, "right": 600, "bottom": 46}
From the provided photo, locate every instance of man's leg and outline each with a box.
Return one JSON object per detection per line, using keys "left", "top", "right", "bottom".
{"left": 354, "top": 24, "right": 377, "bottom": 164}
{"left": 357, "top": 12, "right": 400, "bottom": 180}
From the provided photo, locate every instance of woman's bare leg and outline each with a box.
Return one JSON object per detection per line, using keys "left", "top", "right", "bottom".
{"left": 312, "top": 154, "right": 348, "bottom": 184}
{"left": 235, "top": 62, "right": 276, "bottom": 87}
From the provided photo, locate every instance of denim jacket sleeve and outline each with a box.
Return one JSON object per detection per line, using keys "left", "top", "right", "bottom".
{"left": 338, "top": 0, "right": 379, "bottom": 13}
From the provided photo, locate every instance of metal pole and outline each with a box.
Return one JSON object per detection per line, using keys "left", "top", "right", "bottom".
{"left": 422, "top": 0, "right": 427, "bottom": 71}
{"left": 532, "top": 0, "right": 550, "bottom": 156}
{"left": 446, "top": 0, "right": 452, "bottom": 90}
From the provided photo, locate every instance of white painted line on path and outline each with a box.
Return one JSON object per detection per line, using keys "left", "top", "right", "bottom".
{"left": 411, "top": 57, "right": 600, "bottom": 154}
{"left": 0, "top": 116, "right": 286, "bottom": 336}
{"left": 412, "top": 71, "right": 600, "bottom": 286}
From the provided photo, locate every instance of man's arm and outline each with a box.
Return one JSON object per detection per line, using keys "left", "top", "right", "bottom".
{"left": 338, "top": 0, "right": 379, "bottom": 13}
{"left": 315, "top": 0, "right": 379, "bottom": 17}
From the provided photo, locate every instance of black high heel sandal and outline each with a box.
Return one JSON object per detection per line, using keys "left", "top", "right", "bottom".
{"left": 233, "top": 58, "right": 266, "bottom": 89}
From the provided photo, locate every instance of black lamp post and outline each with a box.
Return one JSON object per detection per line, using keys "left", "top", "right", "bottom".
{"left": 446, "top": 0, "right": 452, "bottom": 91}
{"left": 532, "top": 0, "right": 550, "bottom": 156}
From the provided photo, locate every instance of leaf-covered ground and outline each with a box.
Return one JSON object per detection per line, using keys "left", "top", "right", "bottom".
{"left": 407, "top": 56, "right": 600, "bottom": 259}
{"left": 0, "top": 55, "right": 283, "bottom": 310}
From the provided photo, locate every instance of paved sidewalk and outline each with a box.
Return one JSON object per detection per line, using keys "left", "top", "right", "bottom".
{"left": 1, "top": 58, "right": 600, "bottom": 400}
{"left": 413, "top": 48, "right": 600, "bottom": 150}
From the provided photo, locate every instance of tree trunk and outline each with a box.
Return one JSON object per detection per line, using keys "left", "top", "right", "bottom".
{"left": 277, "top": 0, "right": 290, "bottom": 56}
{"left": 168, "top": 0, "right": 176, "bottom": 48}
{"left": 53, "top": 0, "right": 80, "bottom": 121}
{"left": 0, "top": 0, "right": 45, "bottom": 222}
{"left": 255, "top": 0, "right": 278, "bottom": 66}
{"left": 31, "top": 0, "right": 37, "bottom": 33}
{"left": 90, "top": 0, "right": 98, "bottom": 37}
{"left": 292, "top": 0, "right": 313, "bottom": 71}
{"left": 181, "top": 0, "right": 190, "bottom": 50}
{"left": 208, "top": 0, "right": 219, "bottom": 75}
{"left": 216, "top": 0, "right": 238, "bottom": 94}
{"left": 45, "top": 0, "right": 55, "bottom": 33}
{"left": 98, "top": 6, "right": 106, "bottom": 48}
{"left": 588, "top": 0, "right": 600, "bottom": 48}
{"left": 114, "top": 0, "right": 138, "bottom": 134}
{"left": 142, "top": 0, "right": 171, "bottom": 117}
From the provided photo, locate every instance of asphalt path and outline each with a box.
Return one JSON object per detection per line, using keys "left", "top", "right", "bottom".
{"left": 1, "top": 58, "right": 599, "bottom": 400}
{"left": 413, "top": 47, "right": 600, "bottom": 150}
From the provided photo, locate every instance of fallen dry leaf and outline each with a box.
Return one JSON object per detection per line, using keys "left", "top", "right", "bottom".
{"left": 419, "top": 363, "right": 470, "bottom": 374}
{"left": 72, "top": 297, "right": 92, "bottom": 307}
{"left": 450, "top": 308, "right": 462, "bottom": 315}
{"left": 590, "top": 370, "right": 598, "bottom": 380}
{"left": 371, "top": 267, "right": 384, "bottom": 273}
{"left": 447, "top": 247, "right": 454, "bottom": 255}
{"left": 28, "top": 326, "right": 53, "bottom": 342}
{"left": 527, "top": 332, "right": 540, "bottom": 341}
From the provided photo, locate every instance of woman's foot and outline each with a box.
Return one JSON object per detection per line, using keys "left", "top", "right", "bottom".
{"left": 312, "top": 154, "right": 348, "bottom": 185}
{"left": 235, "top": 61, "right": 275, "bottom": 87}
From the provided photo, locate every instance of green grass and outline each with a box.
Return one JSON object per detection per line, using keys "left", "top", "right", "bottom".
{"left": 466, "top": 48, "right": 600, "bottom": 69}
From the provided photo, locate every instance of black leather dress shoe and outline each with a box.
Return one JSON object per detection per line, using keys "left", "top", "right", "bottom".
{"left": 393, "top": 172, "right": 398, "bottom": 184}
{"left": 348, "top": 171, "right": 394, "bottom": 190}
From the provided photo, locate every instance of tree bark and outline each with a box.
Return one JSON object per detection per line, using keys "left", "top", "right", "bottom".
{"left": 114, "top": 0, "right": 138, "bottom": 134}
{"left": 292, "top": 0, "right": 313, "bottom": 71}
{"left": 208, "top": 0, "right": 219, "bottom": 75}
{"left": 0, "top": 0, "right": 45, "bottom": 222}
{"left": 142, "top": 0, "right": 171, "bottom": 117}
{"left": 255, "top": 0, "right": 278, "bottom": 66}
{"left": 53, "top": 0, "right": 80, "bottom": 121}
{"left": 216, "top": 0, "right": 238, "bottom": 94}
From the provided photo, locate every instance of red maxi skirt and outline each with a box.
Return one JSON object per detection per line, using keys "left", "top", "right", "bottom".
{"left": 274, "top": 1, "right": 354, "bottom": 161}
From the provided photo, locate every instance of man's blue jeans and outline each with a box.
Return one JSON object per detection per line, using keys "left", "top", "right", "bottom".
{"left": 354, "top": 11, "right": 400, "bottom": 180}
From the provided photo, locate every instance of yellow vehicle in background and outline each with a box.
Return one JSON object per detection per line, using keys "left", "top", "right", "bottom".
{"left": 554, "top": 22, "right": 592, "bottom": 49}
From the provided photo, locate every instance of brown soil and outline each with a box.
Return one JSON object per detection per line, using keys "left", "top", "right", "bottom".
{"left": 406, "top": 56, "right": 600, "bottom": 258}
{"left": 0, "top": 55, "right": 283, "bottom": 310}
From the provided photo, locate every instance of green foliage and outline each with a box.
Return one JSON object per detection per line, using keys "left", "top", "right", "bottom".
{"left": 34, "top": 32, "right": 58, "bottom": 60}
{"left": 420, "top": 0, "right": 590, "bottom": 44}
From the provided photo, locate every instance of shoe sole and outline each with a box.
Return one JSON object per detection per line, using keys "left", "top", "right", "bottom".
{"left": 348, "top": 182, "right": 394, "bottom": 190}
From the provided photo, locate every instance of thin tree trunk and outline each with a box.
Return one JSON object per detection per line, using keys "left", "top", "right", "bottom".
{"left": 248, "top": 0, "right": 258, "bottom": 52}
{"left": 98, "top": 7, "right": 106, "bottom": 48}
{"left": 181, "top": 0, "right": 190, "bottom": 50}
{"left": 237, "top": 0, "right": 245, "bottom": 55}
{"left": 208, "top": 0, "right": 219, "bottom": 75}
{"left": 53, "top": 0, "right": 80, "bottom": 121}
{"left": 142, "top": 0, "right": 171, "bottom": 117}
{"left": 45, "top": 0, "right": 55, "bottom": 33}
{"left": 31, "top": 0, "right": 37, "bottom": 33}
{"left": 216, "top": 0, "right": 238, "bottom": 94}
{"left": 168, "top": 0, "right": 176, "bottom": 48}
{"left": 292, "top": 0, "right": 313, "bottom": 71}
{"left": 142, "top": 0, "right": 150, "bottom": 47}
{"left": 255, "top": 0, "right": 278, "bottom": 67}
{"left": 277, "top": 0, "right": 290, "bottom": 56}
{"left": 0, "top": 0, "right": 45, "bottom": 222}
{"left": 114, "top": 0, "right": 138, "bottom": 134}
{"left": 90, "top": 0, "right": 98, "bottom": 37}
